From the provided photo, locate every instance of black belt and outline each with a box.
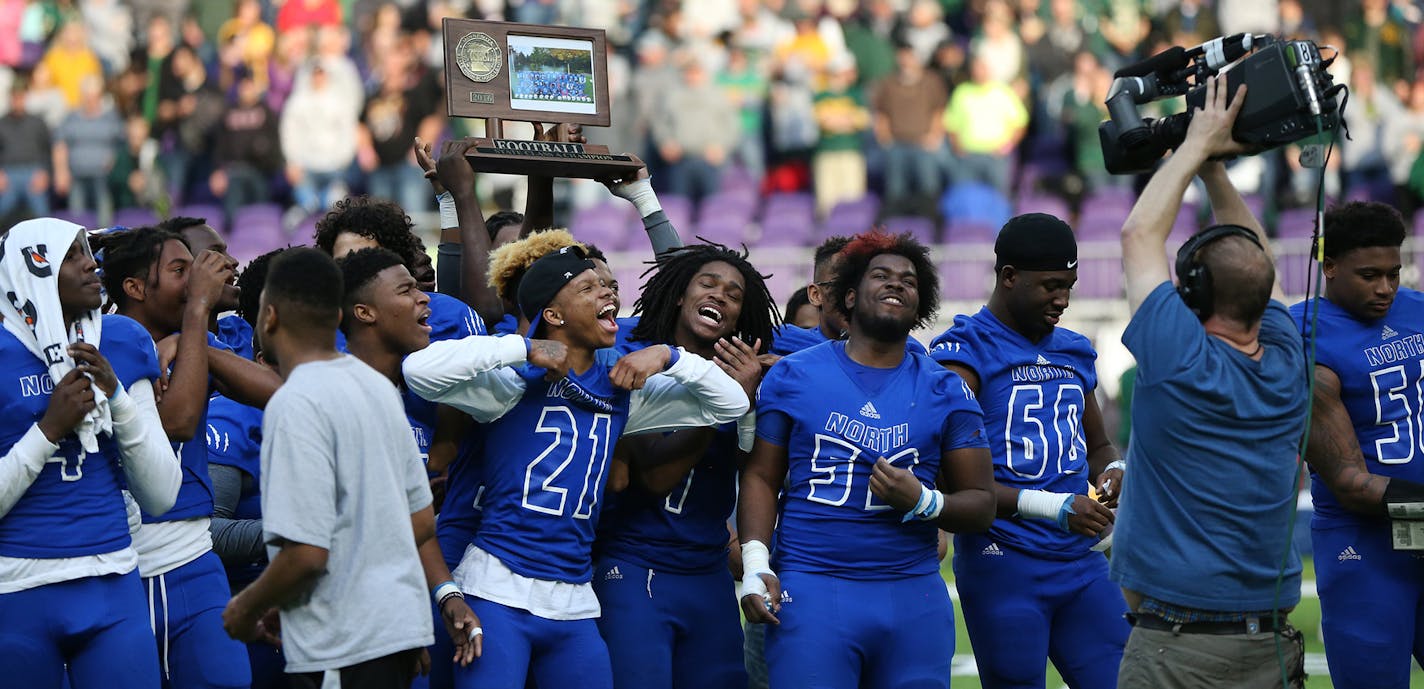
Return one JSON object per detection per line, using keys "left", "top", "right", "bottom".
{"left": 1128, "top": 613, "right": 1284, "bottom": 636}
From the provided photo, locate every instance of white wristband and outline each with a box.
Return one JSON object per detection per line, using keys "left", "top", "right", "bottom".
{"left": 1017, "top": 489, "right": 1073, "bottom": 521}
{"left": 433, "top": 581, "right": 461, "bottom": 604}
{"left": 437, "top": 192, "right": 459, "bottom": 229}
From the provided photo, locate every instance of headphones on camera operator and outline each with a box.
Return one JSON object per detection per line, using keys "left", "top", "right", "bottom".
{"left": 1175, "top": 224, "right": 1263, "bottom": 320}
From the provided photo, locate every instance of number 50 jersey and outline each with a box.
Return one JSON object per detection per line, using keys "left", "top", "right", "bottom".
{"left": 1291, "top": 289, "right": 1424, "bottom": 528}
{"left": 757, "top": 342, "right": 987, "bottom": 579}
{"left": 930, "top": 308, "right": 1099, "bottom": 559}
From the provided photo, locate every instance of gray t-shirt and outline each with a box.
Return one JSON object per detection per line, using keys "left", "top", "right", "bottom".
{"left": 260, "top": 355, "right": 434, "bottom": 673}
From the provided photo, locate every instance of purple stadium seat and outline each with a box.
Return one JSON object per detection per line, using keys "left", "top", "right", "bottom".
{"left": 172, "top": 204, "right": 226, "bottom": 234}
{"left": 570, "top": 203, "right": 634, "bottom": 252}
{"left": 1169, "top": 203, "right": 1201, "bottom": 242}
{"left": 1085, "top": 186, "right": 1137, "bottom": 208}
{"left": 1276, "top": 208, "right": 1318, "bottom": 239}
{"left": 820, "top": 197, "right": 879, "bottom": 238}
{"left": 759, "top": 209, "right": 816, "bottom": 247}
{"left": 1077, "top": 211, "right": 1127, "bottom": 241}
{"left": 763, "top": 192, "right": 815, "bottom": 219}
{"left": 940, "top": 256, "right": 994, "bottom": 300}
{"left": 719, "top": 166, "right": 758, "bottom": 196}
{"left": 1278, "top": 256, "right": 1313, "bottom": 297}
{"left": 112, "top": 207, "right": 160, "bottom": 229}
{"left": 53, "top": 209, "right": 98, "bottom": 229}
{"left": 944, "top": 221, "right": 998, "bottom": 244}
{"left": 698, "top": 191, "right": 756, "bottom": 225}
{"left": 1015, "top": 193, "right": 1071, "bottom": 220}
{"left": 658, "top": 194, "right": 695, "bottom": 236}
{"left": 694, "top": 214, "right": 749, "bottom": 247}
{"left": 1075, "top": 255, "right": 1124, "bottom": 300}
{"left": 882, "top": 216, "right": 938, "bottom": 244}
{"left": 762, "top": 266, "right": 805, "bottom": 307}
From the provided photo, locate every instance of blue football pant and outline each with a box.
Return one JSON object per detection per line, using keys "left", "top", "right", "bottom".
{"left": 247, "top": 640, "right": 289, "bottom": 689}
{"left": 0, "top": 570, "right": 161, "bottom": 689}
{"left": 592, "top": 557, "right": 747, "bottom": 689}
{"left": 765, "top": 570, "right": 953, "bottom": 689}
{"left": 145, "top": 550, "right": 251, "bottom": 689}
{"left": 953, "top": 539, "right": 1129, "bottom": 689}
{"left": 453, "top": 598, "right": 611, "bottom": 689}
{"left": 1314, "top": 522, "right": 1424, "bottom": 689}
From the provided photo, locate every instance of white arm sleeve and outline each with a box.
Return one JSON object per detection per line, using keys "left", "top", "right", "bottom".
{"left": 113, "top": 380, "right": 182, "bottom": 516}
{"left": 625, "top": 349, "right": 751, "bottom": 435}
{"left": 0, "top": 424, "right": 61, "bottom": 518}
{"left": 402, "top": 335, "right": 530, "bottom": 423}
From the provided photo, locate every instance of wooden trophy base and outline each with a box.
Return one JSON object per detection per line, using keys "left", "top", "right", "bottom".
{"left": 458, "top": 137, "right": 642, "bottom": 179}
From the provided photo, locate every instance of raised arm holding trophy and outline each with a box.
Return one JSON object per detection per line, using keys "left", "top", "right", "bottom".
{"left": 442, "top": 18, "right": 643, "bottom": 179}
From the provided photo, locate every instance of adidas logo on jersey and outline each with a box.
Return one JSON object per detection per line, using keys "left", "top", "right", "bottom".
{"left": 981, "top": 543, "right": 1004, "bottom": 557}
{"left": 1035, "top": 354, "right": 1051, "bottom": 366}
{"left": 604, "top": 566, "right": 624, "bottom": 581}
{"left": 1338, "top": 546, "right": 1362, "bottom": 562}
{"left": 1383, "top": 325, "right": 1400, "bottom": 340}
{"left": 859, "top": 401, "right": 881, "bottom": 419}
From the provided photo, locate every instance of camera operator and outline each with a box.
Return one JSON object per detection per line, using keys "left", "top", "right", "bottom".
{"left": 1112, "top": 77, "right": 1309, "bottom": 689}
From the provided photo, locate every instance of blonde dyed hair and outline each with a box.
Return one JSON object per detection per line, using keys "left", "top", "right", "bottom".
{"left": 487, "top": 228, "right": 583, "bottom": 303}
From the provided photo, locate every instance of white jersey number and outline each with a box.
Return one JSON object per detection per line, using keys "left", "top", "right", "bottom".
{"left": 521, "top": 406, "right": 613, "bottom": 519}
{"left": 1004, "top": 384, "right": 1086, "bottom": 479}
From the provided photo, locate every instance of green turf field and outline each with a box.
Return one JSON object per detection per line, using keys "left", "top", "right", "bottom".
{"left": 939, "top": 551, "right": 1424, "bottom": 688}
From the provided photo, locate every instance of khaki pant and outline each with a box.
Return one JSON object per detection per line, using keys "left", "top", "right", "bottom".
{"left": 1118, "top": 623, "right": 1306, "bottom": 689}
{"left": 813, "top": 150, "right": 867, "bottom": 217}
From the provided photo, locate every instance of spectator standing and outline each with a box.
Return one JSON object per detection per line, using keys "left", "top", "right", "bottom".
{"left": 1060, "top": 50, "right": 1117, "bottom": 194}
{"left": 80, "top": 0, "right": 133, "bottom": 76}
{"left": 218, "top": 0, "right": 276, "bottom": 91}
{"left": 53, "top": 76, "right": 124, "bottom": 225}
{"left": 871, "top": 43, "right": 948, "bottom": 215}
{"left": 839, "top": 0, "right": 897, "bottom": 91}
{"left": 23, "top": 63, "right": 68, "bottom": 131}
{"left": 651, "top": 59, "right": 739, "bottom": 206}
{"left": 1025, "top": 0, "right": 1086, "bottom": 86}
{"left": 0, "top": 82, "right": 51, "bottom": 218}
{"left": 109, "top": 115, "right": 163, "bottom": 211}
{"left": 211, "top": 75, "right": 282, "bottom": 222}
{"left": 39, "top": 22, "right": 102, "bottom": 109}
{"left": 944, "top": 55, "right": 1027, "bottom": 196}
{"left": 359, "top": 44, "right": 440, "bottom": 214}
{"left": 716, "top": 44, "right": 769, "bottom": 180}
{"left": 1341, "top": 59, "right": 1403, "bottom": 200}
{"left": 281, "top": 64, "right": 358, "bottom": 221}
{"left": 900, "top": 0, "right": 952, "bottom": 67}
{"left": 812, "top": 57, "right": 870, "bottom": 216}
{"left": 156, "top": 44, "right": 225, "bottom": 204}
{"left": 1346, "top": 0, "right": 1414, "bottom": 95}
{"left": 139, "top": 15, "right": 176, "bottom": 125}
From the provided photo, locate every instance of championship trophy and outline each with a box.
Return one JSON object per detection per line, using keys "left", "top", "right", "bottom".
{"left": 442, "top": 19, "right": 642, "bottom": 178}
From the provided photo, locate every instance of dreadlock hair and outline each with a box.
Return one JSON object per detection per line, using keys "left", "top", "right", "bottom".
{"left": 313, "top": 196, "right": 421, "bottom": 269}
{"left": 488, "top": 229, "right": 582, "bottom": 305}
{"left": 237, "top": 247, "right": 290, "bottom": 328}
{"left": 157, "top": 216, "right": 208, "bottom": 234}
{"left": 91, "top": 226, "right": 188, "bottom": 310}
{"left": 336, "top": 247, "right": 406, "bottom": 336}
{"left": 1321, "top": 201, "right": 1407, "bottom": 260}
{"left": 629, "top": 241, "right": 781, "bottom": 353}
{"left": 486, "top": 211, "right": 524, "bottom": 242}
{"left": 828, "top": 230, "right": 939, "bottom": 329}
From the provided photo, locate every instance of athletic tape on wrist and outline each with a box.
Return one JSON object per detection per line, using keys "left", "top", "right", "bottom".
{"left": 1105, "top": 460, "right": 1126, "bottom": 474}
{"left": 438, "top": 192, "right": 459, "bottom": 229}
{"left": 740, "top": 540, "right": 776, "bottom": 605}
{"left": 616, "top": 178, "right": 661, "bottom": 217}
{"left": 1018, "top": 489, "right": 1074, "bottom": 524}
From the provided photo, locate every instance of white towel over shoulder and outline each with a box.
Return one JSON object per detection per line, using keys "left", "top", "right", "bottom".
{"left": 0, "top": 218, "right": 109, "bottom": 451}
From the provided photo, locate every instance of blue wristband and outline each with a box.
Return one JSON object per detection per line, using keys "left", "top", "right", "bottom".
{"left": 663, "top": 345, "right": 680, "bottom": 370}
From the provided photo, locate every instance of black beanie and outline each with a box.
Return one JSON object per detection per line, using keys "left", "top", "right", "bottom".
{"left": 994, "top": 213, "right": 1078, "bottom": 272}
{"left": 517, "top": 245, "right": 596, "bottom": 328}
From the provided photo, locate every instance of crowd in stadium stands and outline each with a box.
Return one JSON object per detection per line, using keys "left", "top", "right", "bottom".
{"left": 0, "top": 0, "right": 1411, "bottom": 235}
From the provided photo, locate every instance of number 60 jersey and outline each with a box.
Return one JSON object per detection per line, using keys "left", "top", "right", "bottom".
{"left": 1290, "top": 289, "right": 1424, "bottom": 528}
{"left": 930, "top": 308, "right": 1099, "bottom": 558}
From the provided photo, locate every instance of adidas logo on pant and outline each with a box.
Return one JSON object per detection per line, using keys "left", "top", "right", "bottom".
{"left": 604, "top": 566, "right": 624, "bottom": 580}
{"left": 981, "top": 543, "right": 1004, "bottom": 557}
{"left": 1338, "top": 546, "right": 1361, "bottom": 562}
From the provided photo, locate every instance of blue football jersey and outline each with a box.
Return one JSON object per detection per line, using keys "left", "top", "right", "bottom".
{"left": 146, "top": 331, "right": 232, "bottom": 523}
{"left": 205, "top": 393, "right": 263, "bottom": 521}
{"left": 215, "top": 314, "right": 254, "bottom": 361}
{"left": 757, "top": 341, "right": 987, "bottom": 579}
{"left": 0, "top": 314, "right": 160, "bottom": 558}
{"left": 494, "top": 313, "right": 518, "bottom": 336}
{"left": 1291, "top": 289, "right": 1424, "bottom": 527}
{"left": 930, "top": 308, "right": 1100, "bottom": 558}
{"left": 596, "top": 422, "right": 740, "bottom": 574}
{"left": 475, "top": 350, "right": 633, "bottom": 584}
{"left": 613, "top": 316, "right": 644, "bottom": 353}
{"left": 436, "top": 428, "right": 486, "bottom": 569}
{"left": 772, "top": 323, "right": 929, "bottom": 356}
